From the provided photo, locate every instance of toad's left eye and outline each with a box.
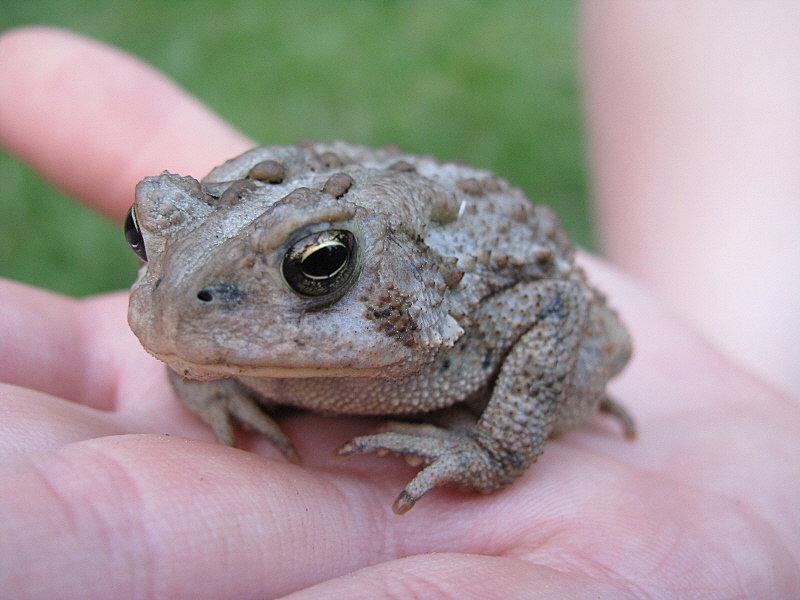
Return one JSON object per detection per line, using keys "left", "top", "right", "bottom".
{"left": 282, "top": 230, "right": 357, "bottom": 298}
{"left": 124, "top": 206, "right": 147, "bottom": 262}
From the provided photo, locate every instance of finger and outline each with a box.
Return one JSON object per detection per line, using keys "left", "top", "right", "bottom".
{"left": 0, "top": 278, "right": 137, "bottom": 408}
{"left": 0, "top": 278, "right": 221, "bottom": 445}
{"left": 0, "top": 435, "right": 393, "bottom": 600}
{"left": 0, "top": 436, "right": 631, "bottom": 600}
{"left": 0, "top": 279, "right": 86, "bottom": 403}
{"left": 3, "top": 433, "right": 794, "bottom": 600}
{"left": 0, "top": 379, "right": 220, "bottom": 458}
{"left": 0, "top": 277, "right": 174, "bottom": 421}
{"left": 278, "top": 553, "right": 633, "bottom": 600}
{"left": 0, "top": 26, "right": 252, "bottom": 221}
{"left": 0, "top": 436, "right": 573, "bottom": 599}
{"left": 0, "top": 383, "right": 129, "bottom": 455}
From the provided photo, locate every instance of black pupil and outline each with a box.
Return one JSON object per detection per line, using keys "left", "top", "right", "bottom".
{"left": 282, "top": 230, "right": 356, "bottom": 298}
{"left": 303, "top": 243, "right": 347, "bottom": 278}
{"left": 124, "top": 207, "right": 147, "bottom": 261}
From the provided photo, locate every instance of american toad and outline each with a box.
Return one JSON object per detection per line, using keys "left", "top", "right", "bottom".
{"left": 126, "top": 142, "right": 634, "bottom": 513}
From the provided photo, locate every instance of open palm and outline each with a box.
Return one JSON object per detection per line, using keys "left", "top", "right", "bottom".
{"left": 1, "top": 29, "right": 798, "bottom": 600}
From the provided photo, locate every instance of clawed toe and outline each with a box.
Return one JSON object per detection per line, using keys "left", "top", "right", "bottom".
{"left": 337, "top": 430, "right": 460, "bottom": 463}
{"left": 337, "top": 427, "right": 500, "bottom": 514}
{"left": 225, "top": 396, "right": 299, "bottom": 462}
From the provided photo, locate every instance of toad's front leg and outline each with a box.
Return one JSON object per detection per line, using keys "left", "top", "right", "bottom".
{"left": 339, "top": 284, "right": 593, "bottom": 514}
{"left": 168, "top": 370, "right": 299, "bottom": 462}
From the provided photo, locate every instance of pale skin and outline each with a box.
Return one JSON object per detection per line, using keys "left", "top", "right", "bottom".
{"left": 583, "top": 1, "right": 800, "bottom": 400}
{"left": 0, "top": 21, "right": 799, "bottom": 600}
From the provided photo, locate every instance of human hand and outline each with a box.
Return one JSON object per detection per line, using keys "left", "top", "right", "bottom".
{"left": 1, "top": 28, "right": 798, "bottom": 599}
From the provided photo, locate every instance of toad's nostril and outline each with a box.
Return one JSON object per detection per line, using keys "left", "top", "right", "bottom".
{"left": 195, "top": 284, "right": 244, "bottom": 306}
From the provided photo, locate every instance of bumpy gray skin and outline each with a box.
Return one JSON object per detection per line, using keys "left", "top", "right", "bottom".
{"left": 127, "top": 141, "right": 634, "bottom": 514}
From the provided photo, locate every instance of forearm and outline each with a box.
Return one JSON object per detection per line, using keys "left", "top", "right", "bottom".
{"left": 580, "top": 1, "right": 800, "bottom": 399}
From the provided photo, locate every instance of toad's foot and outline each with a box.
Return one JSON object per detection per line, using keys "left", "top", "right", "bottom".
{"left": 338, "top": 422, "right": 514, "bottom": 514}
{"left": 167, "top": 370, "right": 299, "bottom": 462}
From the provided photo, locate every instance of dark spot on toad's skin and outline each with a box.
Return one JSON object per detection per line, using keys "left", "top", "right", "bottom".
{"left": 481, "top": 348, "right": 493, "bottom": 370}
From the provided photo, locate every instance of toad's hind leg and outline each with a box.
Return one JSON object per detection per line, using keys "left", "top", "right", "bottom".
{"left": 339, "top": 281, "right": 589, "bottom": 513}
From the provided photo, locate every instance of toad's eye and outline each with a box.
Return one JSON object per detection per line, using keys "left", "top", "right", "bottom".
{"left": 124, "top": 206, "right": 147, "bottom": 262}
{"left": 282, "top": 230, "right": 357, "bottom": 298}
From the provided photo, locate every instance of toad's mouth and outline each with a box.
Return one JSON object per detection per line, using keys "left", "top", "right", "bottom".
{"left": 146, "top": 349, "right": 398, "bottom": 381}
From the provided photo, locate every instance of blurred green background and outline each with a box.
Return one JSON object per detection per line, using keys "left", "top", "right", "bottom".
{"left": 1, "top": 0, "right": 589, "bottom": 298}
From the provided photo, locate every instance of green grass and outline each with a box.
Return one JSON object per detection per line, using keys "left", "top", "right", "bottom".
{"left": 1, "top": 0, "right": 588, "bottom": 297}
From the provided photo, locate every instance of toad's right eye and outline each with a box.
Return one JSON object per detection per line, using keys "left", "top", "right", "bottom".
{"left": 124, "top": 206, "right": 147, "bottom": 262}
{"left": 282, "top": 229, "right": 357, "bottom": 298}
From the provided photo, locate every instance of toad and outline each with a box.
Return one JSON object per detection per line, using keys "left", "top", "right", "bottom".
{"left": 126, "top": 141, "right": 634, "bottom": 513}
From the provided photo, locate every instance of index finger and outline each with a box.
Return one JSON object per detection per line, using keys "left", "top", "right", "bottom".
{"left": 0, "top": 26, "right": 252, "bottom": 221}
